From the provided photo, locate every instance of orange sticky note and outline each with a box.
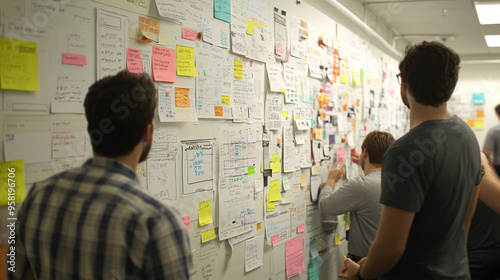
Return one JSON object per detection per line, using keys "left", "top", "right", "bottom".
{"left": 62, "top": 53, "right": 87, "bottom": 66}
{"left": 175, "top": 88, "right": 190, "bottom": 107}
{"left": 297, "top": 224, "right": 305, "bottom": 233}
{"left": 257, "top": 222, "right": 262, "bottom": 230}
{"left": 214, "top": 106, "right": 223, "bottom": 117}
{"left": 182, "top": 28, "right": 198, "bottom": 40}
{"left": 467, "top": 119, "right": 475, "bottom": 128}
{"left": 477, "top": 110, "right": 485, "bottom": 117}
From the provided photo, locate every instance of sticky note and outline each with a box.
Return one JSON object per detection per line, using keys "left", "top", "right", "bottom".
{"left": 248, "top": 166, "right": 255, "bottom": 175}
{"left": 467, "top": 119, "right": 475, "bottom": 128}
{"left": 266, "top": 193, "right": 275, "bottom": 212}
{"left": 222, "top": 95, "right": 230, "bottom": 105}
{"left": 182, "top": 215, "right": 191, "bottom": 230}
{"left": 0, "top": 38, "right": 39, "bottom": 91}
{"left": 214, "top": 0, "right": 231, "bottom": 23}
{"left": 198, "top": 200, "right": 213, "bottom": 226}
{"left": 335, "top": 234, "right": 340, "bottom": 245}
{"left": 269, "top": 180, "right": 282, "bottom": 202}
{"left": 311, "top": 164, "right": 320, "bottom": 175}
{"left": 201, "top": 228, "right": 217, "bottom": 243}
{"left": 138, "top": 16, "right": 160, "bottom": 42}
{"left": 234, "top": 59, "right": 243, "bottom": 79}
{"left": 297, "top": 224, "right": 305, "bottom": 233}
{"left": 176, "top": 45, "right": 197, "bottom": 77}
{"left": 182, "top": 28, "right": 198, "bottom": 40}
{"left": 214, "top": 106, "right": 223, "bottom": 117}
{"left": 272, "top": 234, "right": 280, "bottom": 245}
{"left": 246, "top": 20, "right": 254, "bottom": 35}
{"left": 152, "top": 46, "right": 177, "bottom": 83}
{"left": 282, "top": 176, "right": 291, "bottom": 191}
{"left": 475, "top": 119, "right": 484, "bottom": 129}
{"left": 308, "top": 263, "right": 320, "bottom": 280}
{"left": 0, "top": 160, "right": 27, "bottom": 205}
{"left": 62, "top": 53, "right": 87, "bottom": 66}
{"left": 257, "top": 222, "right": 262, "bottom": 230}
{"left": 340, "top": 71, "right": 348, "bottom": 84}
{"left": 175, "top": 88, "right": 190, "bottom": 107}
{"left": 283, "top": 111, "right": 289, "bottom": 117}
{"left": 275, "top": 44, "right": 282, "bottom": 56}
{"left": 270, "top": 153, "right": 281, "bottom": 173}
{"left": 477, "top": 110, "right": 485, "bottom": 117}
{"left": 126, "top": 48, "right": 143, "bottom": 74}
{"left": 300, "top": 172, "right": 307, "bottom": 187}
{"left": 472, "top": 93, "right": 485, "bottom": 105}
{"left": 285, "top": 236, "right": 306, "bottom": 279}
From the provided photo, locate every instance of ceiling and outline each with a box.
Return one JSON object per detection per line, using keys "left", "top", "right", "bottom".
{"left": 359, "top": 0, "right": 500, "bottom": 61}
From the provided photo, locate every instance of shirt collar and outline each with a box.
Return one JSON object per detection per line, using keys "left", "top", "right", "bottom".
{"left": 83, "top": 157, "right": 139, "bottom": 183}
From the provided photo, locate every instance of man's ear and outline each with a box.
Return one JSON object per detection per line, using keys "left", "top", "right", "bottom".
{"left": 363, "top": 149, "right": 368, "bottom": 159}
{"left": 141, "top": 123, "right": 153, "bottom": 144}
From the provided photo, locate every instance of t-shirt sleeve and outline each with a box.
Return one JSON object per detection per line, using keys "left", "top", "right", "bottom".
{"left": 379, "top": 145, "right": 430, "bottom": 213}
{"left": 319, "top": 178, "right": 362, "bottom": 216}
{"left": 483, "top": 129, "right": 495, "bottom": 150}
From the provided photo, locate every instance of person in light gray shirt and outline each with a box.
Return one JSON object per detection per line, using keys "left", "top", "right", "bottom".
{"left": 319, "top": 131, "right": 395, "bottom": 260}
{"left": 483, "top": 104, "right": 500, "bottom": 175}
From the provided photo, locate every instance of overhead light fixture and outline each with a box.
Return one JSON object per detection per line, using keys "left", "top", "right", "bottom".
{"left": 475, "top": 2, "right": 500, "bottom": 24}
{"left": 485, "top": 35, "right": 500, "bottom": 47}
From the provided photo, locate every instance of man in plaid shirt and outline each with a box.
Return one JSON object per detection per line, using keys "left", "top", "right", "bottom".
{"left": 10, "top": 71, "right": 192, "bottom": 280}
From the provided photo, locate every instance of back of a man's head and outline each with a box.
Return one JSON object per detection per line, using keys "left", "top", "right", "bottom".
{"left": 84, "top": 70, "right": 157, "bottom": 157}
{"left": 495, "top": 104, "right": 500, "bottom": 116}
{"left": 399, "top": 41, "right": 460, "bottom": 107}
{"left": 362, "top": 131, "right": 395, "bottom": 165}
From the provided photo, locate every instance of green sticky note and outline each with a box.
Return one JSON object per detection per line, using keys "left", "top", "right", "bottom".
{"left": 282, "top": 176, "right": 291, "bottom": 191}
{"left": 248, "top": 166, "right": 255, "bottom": 175}
{"left": 308, "top": 263, "right": 320, "bottom": 280}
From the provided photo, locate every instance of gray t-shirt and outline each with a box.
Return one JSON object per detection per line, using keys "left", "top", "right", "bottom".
{"left": 319, "top": 170, "right": 382, "bottom": 257}
{"left": 483, "top": 123, "right": 500, "bottom": 165}
{"left": 380, "top": 115, "right": 482, "bottom": 280}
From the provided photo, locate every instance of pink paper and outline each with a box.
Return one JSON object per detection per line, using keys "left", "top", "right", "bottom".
{"left": 272, "top": 234, "right": 280, "bottom": 245}
{"left": 337, "top": 147, "right": 345, "bottom": 165}
{"left": 62, "top": 53, "right": 86, "bottom": 66}
{"left": 182, "top": 28, "right": 198, "bottom": 41}
{"left": 297, "top": 224, "right": 305, "bottom": 233}
{"left": 182, "top": 215, "right": 191, "bottom": 230}
{"left": 152, "top": 46, "right": 177, "bottom": 83}
{"left": 127, "top": 48, "right": 143, "bottom": 74}
{"left": 285, "top": 236, "right": 306, "bottom": 279}
{"left": 275, "top": 44, "right": 282, "bottom": 57}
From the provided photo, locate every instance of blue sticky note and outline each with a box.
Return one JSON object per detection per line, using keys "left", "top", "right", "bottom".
{"left": 308, "top": 263, "right": 320, "bottom": 280}
{"left": 472, "top": 93, "right": 485, "bottom": 105}
{"left": 214, "top": 0, "right": 231, "bottom": 23}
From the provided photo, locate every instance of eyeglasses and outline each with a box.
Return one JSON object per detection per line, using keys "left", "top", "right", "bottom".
{"left": 396, "top": 73, "right": 402, "bottom": 85}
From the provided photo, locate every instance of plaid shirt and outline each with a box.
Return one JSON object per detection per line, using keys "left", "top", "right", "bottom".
{"left": 10, "top": 158, "right": 192, "bottom": 280}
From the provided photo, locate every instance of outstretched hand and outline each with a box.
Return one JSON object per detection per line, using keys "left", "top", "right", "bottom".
{"left": 339, "top": 258, "right": 361, "bottom": 280}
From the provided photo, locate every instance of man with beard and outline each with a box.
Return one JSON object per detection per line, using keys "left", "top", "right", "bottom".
{"left": 11, "top": 71, "right": 192, "bottom": 280}
{"left": 339, "top": 41, "right": 482, "bottom": 280}
{"left": 319, "top": 131, "right": 395, "bottom": 261}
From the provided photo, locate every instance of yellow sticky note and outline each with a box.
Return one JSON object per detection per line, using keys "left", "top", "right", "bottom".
{"left": 222, "top": 95, "right": 230, "bottom": 105}
{"left": 335, "top": 234, "right": 340, "bottom": 245}
{"left": 0, "top": 160, "right": 27, "bottom": 205}
{"left": 283, "top": 111, "right": 289, "bottom": 117}
{"left": 198, "top": 200, "right": 213, "bottom": 226}
{"left": 176, "top": 45, "right": 197, "bottom": 77}
{"left": 311, "top": 164, "right": 320, "bottom": 175}
{"left": 340, "top": 71, "right": 348, "bottom": 84}
{"left": 353, "top": 71, "right": 359, "bottom": 87}
{"left": 300, "top": 171, "right": 307, "bottom": 187}
{"left": 201, "top": 228, "right": 217, "bottom": 243}
{"left": 295, "top": 115, "right": 300, "bottom": 119}
{"left": 246, "top": 20, "right": 254, "bottom": 35}
{"left": 175, "top": 88, "right": 190, "bottom": 107}
{"left": 475, "top": 119, "right": 484, "bottom": 129}
{"left": 266, "top": 194, "right": 276, "bottom": 212}
{"left": 269, "top": 179, "right": 282, "bottom": 202}
{"left": 0, "top": 38, "right": 39, "bottom": 91}
{"left": 270, "top": 153, "right": 281, "bottom": 173}
{"left": 280, "top": 88, "right": 286, "bottom": 93}
{"left": 234, "top": 59, "right": 243, "bottom": 79}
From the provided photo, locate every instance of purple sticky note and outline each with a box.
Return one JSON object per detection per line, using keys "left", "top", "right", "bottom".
{"left": 329, "top": 134, "right": 335, "bottom": 145}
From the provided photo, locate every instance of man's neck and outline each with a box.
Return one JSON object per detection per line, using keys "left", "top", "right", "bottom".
{"left": 94, "top": 153, "right": 139, "bottom": 172}
{"left": 409, "top": 102, "right": 452, "bottom": 129}
{"left": 363, "top": 164, "right": 381, "bottom": 175}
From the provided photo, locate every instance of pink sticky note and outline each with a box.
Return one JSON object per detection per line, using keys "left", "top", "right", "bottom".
{"left": 337, "top": 147, "right": 345, "bottom": 165}
{"left": 127, "top": 48, "right": 143, "bottom": 74}
{"left": 272, "top": 234, "right": 280, "bottom": 245}
{"left": 297, "top": 224, "right": 305, "bottom": 233}
{"left": 275, "top": 44, "right": 282, "bottom": 57}
{"left": 152, "top": 46, "right": 177, "bottom": 83}
{"left": 285, "top": 236, "right": 306, "bottom": 279}
{"left": 62, "top": 53, "right": 86, "bottom": 66}
{"left": 182, "top": 28, "right": 198, "bottom": 41}
{"left": 182, "top": 215, "right": 191, "bottom": 231}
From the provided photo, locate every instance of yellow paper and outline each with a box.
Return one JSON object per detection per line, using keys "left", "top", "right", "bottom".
{"left": 201, "top": 228, "right": 216, "bottom": 243}
{"left": 176, "top": 45, "right": 197, "bottom": 77}
{"left": 175, "top": 88, "right": 190, "bottom": 107}
{"left": 340, "top": 71, "right": 348, "bottom": 84}
{"left": 198, "top": 200, "right": 213, "bottom": 226}
{"left": 335, "top": 234, "right": 340, "bottom": 245}
{"left": 246, "top": 20, "right": 264, "bottom": 35}
{"left": 234, "top": 59, "right": 243, "bottom": 79}
{"left": 353, "top": 71, "right": 359, "bottom": 87}
{"left": 283, "top": 111, "right": 288, "bottom": 117}
{"left": 0, "top": 38, "right": 39, "bottom": 91}
{"left": 300, "top": 171, "right": 307, "bottom": 187}
{"left": 222, "top": 95, "right": 230, "bottom": 105}
{"left": 270, "top": 153, "right": 281, "bottom": 173}
{"left": 311, "top": 164, "right": 320, "bottom": 175}
{"left": 475, "top": 119, "right": 484, "bottom": 129}
{"left": 280, "top": 88, "right": 286, "bottom": 93}
{"left": 266, "top": 194, "right": 276, "bottom": 212}
{"left": 269, "top": 179, "right": 282, "bottom": 202}
{"left": 0, "top": 160, "right": 27, "bottom": 206}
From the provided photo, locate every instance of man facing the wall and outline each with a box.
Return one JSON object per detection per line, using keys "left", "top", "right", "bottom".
{"left": 483, "top": 104, "right": 500, "bottom": 175}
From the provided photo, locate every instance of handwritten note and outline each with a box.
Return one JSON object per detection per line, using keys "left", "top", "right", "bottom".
{"left": 97, "top": 9, "right": 127, "bottom": 79}
{"left": 0, "top": 38, "right": 39, "bottom": 91}
{"left": 0, "top": 160, "right": 27, "bottom": 205}
{"left": 245, "top": 236, "right": 264, "bottom": 272}
{"left": 152, "top": 45, "right": 177, "bottom": 83}
{"left": 297, "top": 224, "right": 305, "bottom": 233}
{"left": 175, "top": 88, "right": 190, "bottom": 107}
{"left": 285, "top": 236, "right": 306, "bottom": 279}
{"left": 214, "top": 106, "right": 223, "bottom": 117}
{"left": 201, "top": 228, "right": 217, "bottom": 243}
{"left": 182, "top": 140, "right": 214, "bottom": 194}
{"left": 182, "top": 215, "right": 191, "bottom": 230}
{"left": 139, "top": 16, "right": 160, "bottom": 43}
{"left": 51, "top": 131, "right": 86, "bottom": 159}
{"left": 214, "top": 0, "right": 231, "bottom": 23}
{"left": 234, "top": 58, "right": 243, "bottom": 79}
{"left": 270, "top": 153, "right": 281, "bottom": 173}
{"left": 269, "top": 179, "right": 282, "bottom": 202}
{"left": 62, "top": 53, "right": 87, "bottom": 66}
{"left": 176, "top": 45, "right": 196, "bottom": 77}
{"left": 155, "top": 0, "right": 186, "bottom": 20}
{"left": 221, "top": 95, "right": 230, "bottom": 105}
{"left": 126, "top": 48, "right": 143, "bottom": 74}
{"left": 182, "top": 28, "right": 198, "bottom": 40}
{"left": 199, "top": 199, "right": 213, "bottom": 226}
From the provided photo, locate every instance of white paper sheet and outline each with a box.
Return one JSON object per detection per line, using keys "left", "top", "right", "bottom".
{"left": 158, "top": 84, "right": 198, "bottom": 122}
{"left": 245, "top": 235, "right": 264, "bottom": 272}
{"left": 96, "top": 9, "right": 127, "bottom": 79}
{"left": 4, "top": 131, "right": 51, "bottom": 164}
{"left": 181, "top": 139, "right": 214, "bottom": 195}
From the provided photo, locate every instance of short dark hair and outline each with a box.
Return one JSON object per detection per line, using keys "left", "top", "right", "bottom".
{"left": 361, "top": 131, "right": 395, "bottom": 165}
{"left": 84, "top": 70, "right": 157, "bottom": 157}
{"left": 399, "top": 41, "right": 460, "bottom": 107}
{"left": 495, "top": 104, "right": 500, "bottom": 115}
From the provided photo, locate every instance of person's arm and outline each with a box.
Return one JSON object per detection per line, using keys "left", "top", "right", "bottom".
{"left": 464, "top": 183, "right": 481, "bottom": 238}
{"left": 479, "top": 153, "right": 500, "bottom": 214}
{"left": 339, "top": 205, "right": 415, "bottom": 280}
{"left": 319, "top": 167, "right": 361, "bottom": 216}
{"left": 482, "top": 148, "right": 492, "bottom": 164}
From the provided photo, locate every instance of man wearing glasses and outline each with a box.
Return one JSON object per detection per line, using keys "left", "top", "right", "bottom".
{"left": 339, "top": 41, "right": 482, "bottom": 280}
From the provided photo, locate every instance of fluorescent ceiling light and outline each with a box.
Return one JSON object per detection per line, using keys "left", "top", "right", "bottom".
{"left": 485, "top": 35, "right": 500, "bottom": 47}
{"left": 475, "top": 2, "right": 500, "bottom": 24}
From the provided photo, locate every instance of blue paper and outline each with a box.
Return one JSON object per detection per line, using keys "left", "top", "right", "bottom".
{"left": 472, "top": 93, "right": 485, "bottom": 105}
{"left": 214, "top": 0, "right": 231, "bottom": 23}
